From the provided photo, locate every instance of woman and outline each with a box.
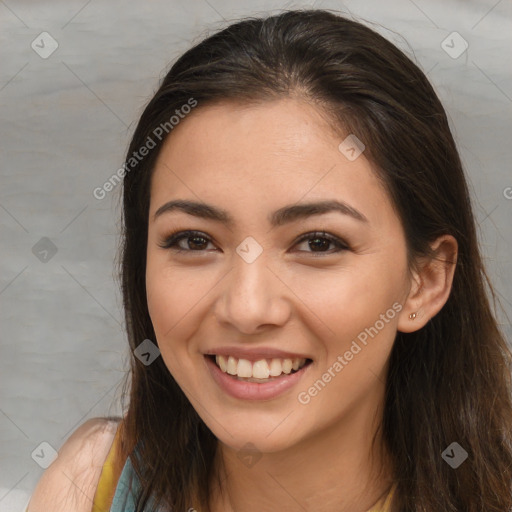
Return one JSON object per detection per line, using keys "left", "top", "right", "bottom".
{"left": 27, "top": 8, "right": 512, "bottom": 512}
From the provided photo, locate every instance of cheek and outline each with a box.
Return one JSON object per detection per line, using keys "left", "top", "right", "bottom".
{"left": 297, "top": 269, "right": 399, "bottom": 409}
{"left": 145, "top": 250, "right": 206, "bottom": 333}
{"left": 146, "top": 267, "right": 179, "bottom": 335}
{"left": 300, "top": 265, "right": 400, "bottom": 323}
{"left": 145, "top": 252, "right": 221, "bottom": 381}
{"left": 292, "top": 259, "right": 403, "bottom": 363}
{"left": 145, "top": 257, "right": 195, "bottom": 366}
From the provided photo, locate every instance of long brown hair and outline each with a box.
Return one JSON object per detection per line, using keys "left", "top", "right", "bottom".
{"left": 115, "top": 9, "right": 512, "bottom": 511}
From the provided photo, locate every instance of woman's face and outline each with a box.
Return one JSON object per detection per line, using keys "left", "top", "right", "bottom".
{"left": 146, "top": 98, "right": 412, "bottom": 453}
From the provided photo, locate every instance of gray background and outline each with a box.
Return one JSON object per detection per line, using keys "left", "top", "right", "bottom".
{"left": 1, "top": 0, "right": 511, "bottom": 509}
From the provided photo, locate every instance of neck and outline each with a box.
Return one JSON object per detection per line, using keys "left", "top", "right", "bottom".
{"left": 208, "top": 391, "right": 393, "bottom": 512}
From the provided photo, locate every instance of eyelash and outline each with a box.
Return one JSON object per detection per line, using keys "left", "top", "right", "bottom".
{"left": 158, "top": 230, "right": 349, "bottom": 256}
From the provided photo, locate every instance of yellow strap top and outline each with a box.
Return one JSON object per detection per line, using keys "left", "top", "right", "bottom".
{"left": 366, "top": 483, "right": 395, "bottom": 512}
{"left": 91, "top": 422, "right": 122, "bottom": 512}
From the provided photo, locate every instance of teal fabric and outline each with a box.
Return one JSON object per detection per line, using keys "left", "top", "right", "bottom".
{"left": 109, "top": 453, "right": 140, "bottom": 511}
{"left": 110, "top": 449, "right": 160, "bottom": 511}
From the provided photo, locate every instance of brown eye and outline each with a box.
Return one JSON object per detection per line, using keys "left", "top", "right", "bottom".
{"left": 159, "top": 230, "right": 215, "bottom": 252}
{"left": 293, "top": 231, "right": 349, "bottom": 254}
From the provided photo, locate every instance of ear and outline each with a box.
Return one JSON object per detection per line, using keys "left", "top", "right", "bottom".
{"left": 397, "top": 235, "right": 458, "bottom": 333}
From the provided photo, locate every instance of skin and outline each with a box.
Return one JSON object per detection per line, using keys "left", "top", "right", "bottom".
{"left": 145, "top": 97, "right": 457, "bottom": 512}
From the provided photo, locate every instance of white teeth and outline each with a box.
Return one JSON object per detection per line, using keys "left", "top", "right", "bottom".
{"left": 269, "top": 359, "right": 282, "bottom": 377}
{"left": 282, "top": 359, "right": 293, "bottom": 374}
{"left": 252, "top": 360, "right": 270, "bottom": 379}
{"left": 226, "top": 356, "right": 238, "bottom": 375}
{"left": 214, "top": 355, "right": 307, "bottom": 379}
{"left": 217, "top": 355, "right": 228, "bottom": 372}
{"left": 237, "top": 358, "right": 253, "bottom": 378}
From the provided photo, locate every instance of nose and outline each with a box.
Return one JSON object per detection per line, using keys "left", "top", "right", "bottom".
{"left": 213, "top": 248, "right": 292, "bottom": 334}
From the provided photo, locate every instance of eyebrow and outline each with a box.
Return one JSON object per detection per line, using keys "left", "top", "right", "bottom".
{"left": 153, "top": 199, "right": 368, "bottom": 226}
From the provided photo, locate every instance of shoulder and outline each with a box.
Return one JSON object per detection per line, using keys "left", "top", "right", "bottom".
{"left": 27, "top": 417, "right": 122, "bottom": 512}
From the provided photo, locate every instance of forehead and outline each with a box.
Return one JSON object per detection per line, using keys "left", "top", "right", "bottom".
{"left": 149, "top": 98, "right": 394, "bottom": 228}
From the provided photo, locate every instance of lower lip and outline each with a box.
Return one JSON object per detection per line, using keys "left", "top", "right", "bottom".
{"left": 205, "top": 355, "right": 312, "bottom": 401}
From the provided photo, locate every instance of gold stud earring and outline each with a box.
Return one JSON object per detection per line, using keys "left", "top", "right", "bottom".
{"left": 409, "top": 312, "right": 417, "bottom": 320}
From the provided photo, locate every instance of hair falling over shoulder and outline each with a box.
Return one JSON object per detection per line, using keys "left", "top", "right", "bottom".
{"left": 115, "top": 9, "right": 512, "bottom": 511}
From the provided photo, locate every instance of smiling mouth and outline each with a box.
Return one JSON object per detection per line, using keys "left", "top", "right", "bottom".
{"left": 206, "top": 354, "right": 313, "bottom": 382}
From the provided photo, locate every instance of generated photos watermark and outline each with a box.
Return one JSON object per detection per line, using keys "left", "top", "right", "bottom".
{"left": 297, "top": 301, "right": 403, "bottom": 404}
{"left": 93, "top": 97, "right": 198, "bottom": 200}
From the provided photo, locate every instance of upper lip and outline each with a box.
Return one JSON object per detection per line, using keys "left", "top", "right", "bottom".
{"left": 204, "top": 346, "right": 312, "bottom": 362}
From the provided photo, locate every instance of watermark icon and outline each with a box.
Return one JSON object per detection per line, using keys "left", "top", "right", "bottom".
{"left": 32, "top": 237, "right": 58, "bottom": 263}
{"left": 237, "top": 442, "right": 262, "bottom": 468}
{"left": 338, "top": 134, "right": 365, "bottom": 161}
{"left": 503, "top": 187, "right": 512, "bottom": 200}
{"left": 297, "top": 302, "right": 403, "bottom": 404}
{"left": 134, "top": 338, "right": 161, "bottom": 366}
{"left": 236, "top": 236, "right": 263, "bottom": 264}
{"left": 31, "top": 32, "right": 59, "bottom": 59}
{"left": 31, "top": 441, "right": 58, "bottom": 469}
{"left": 93, "top": 98, "right": 198, "bottom": 200}
{"left": 442, "top": 442, "right": 468, "bottom": 468}
{"left": 441, "top": 32, "right": 468, "bottom": 59}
